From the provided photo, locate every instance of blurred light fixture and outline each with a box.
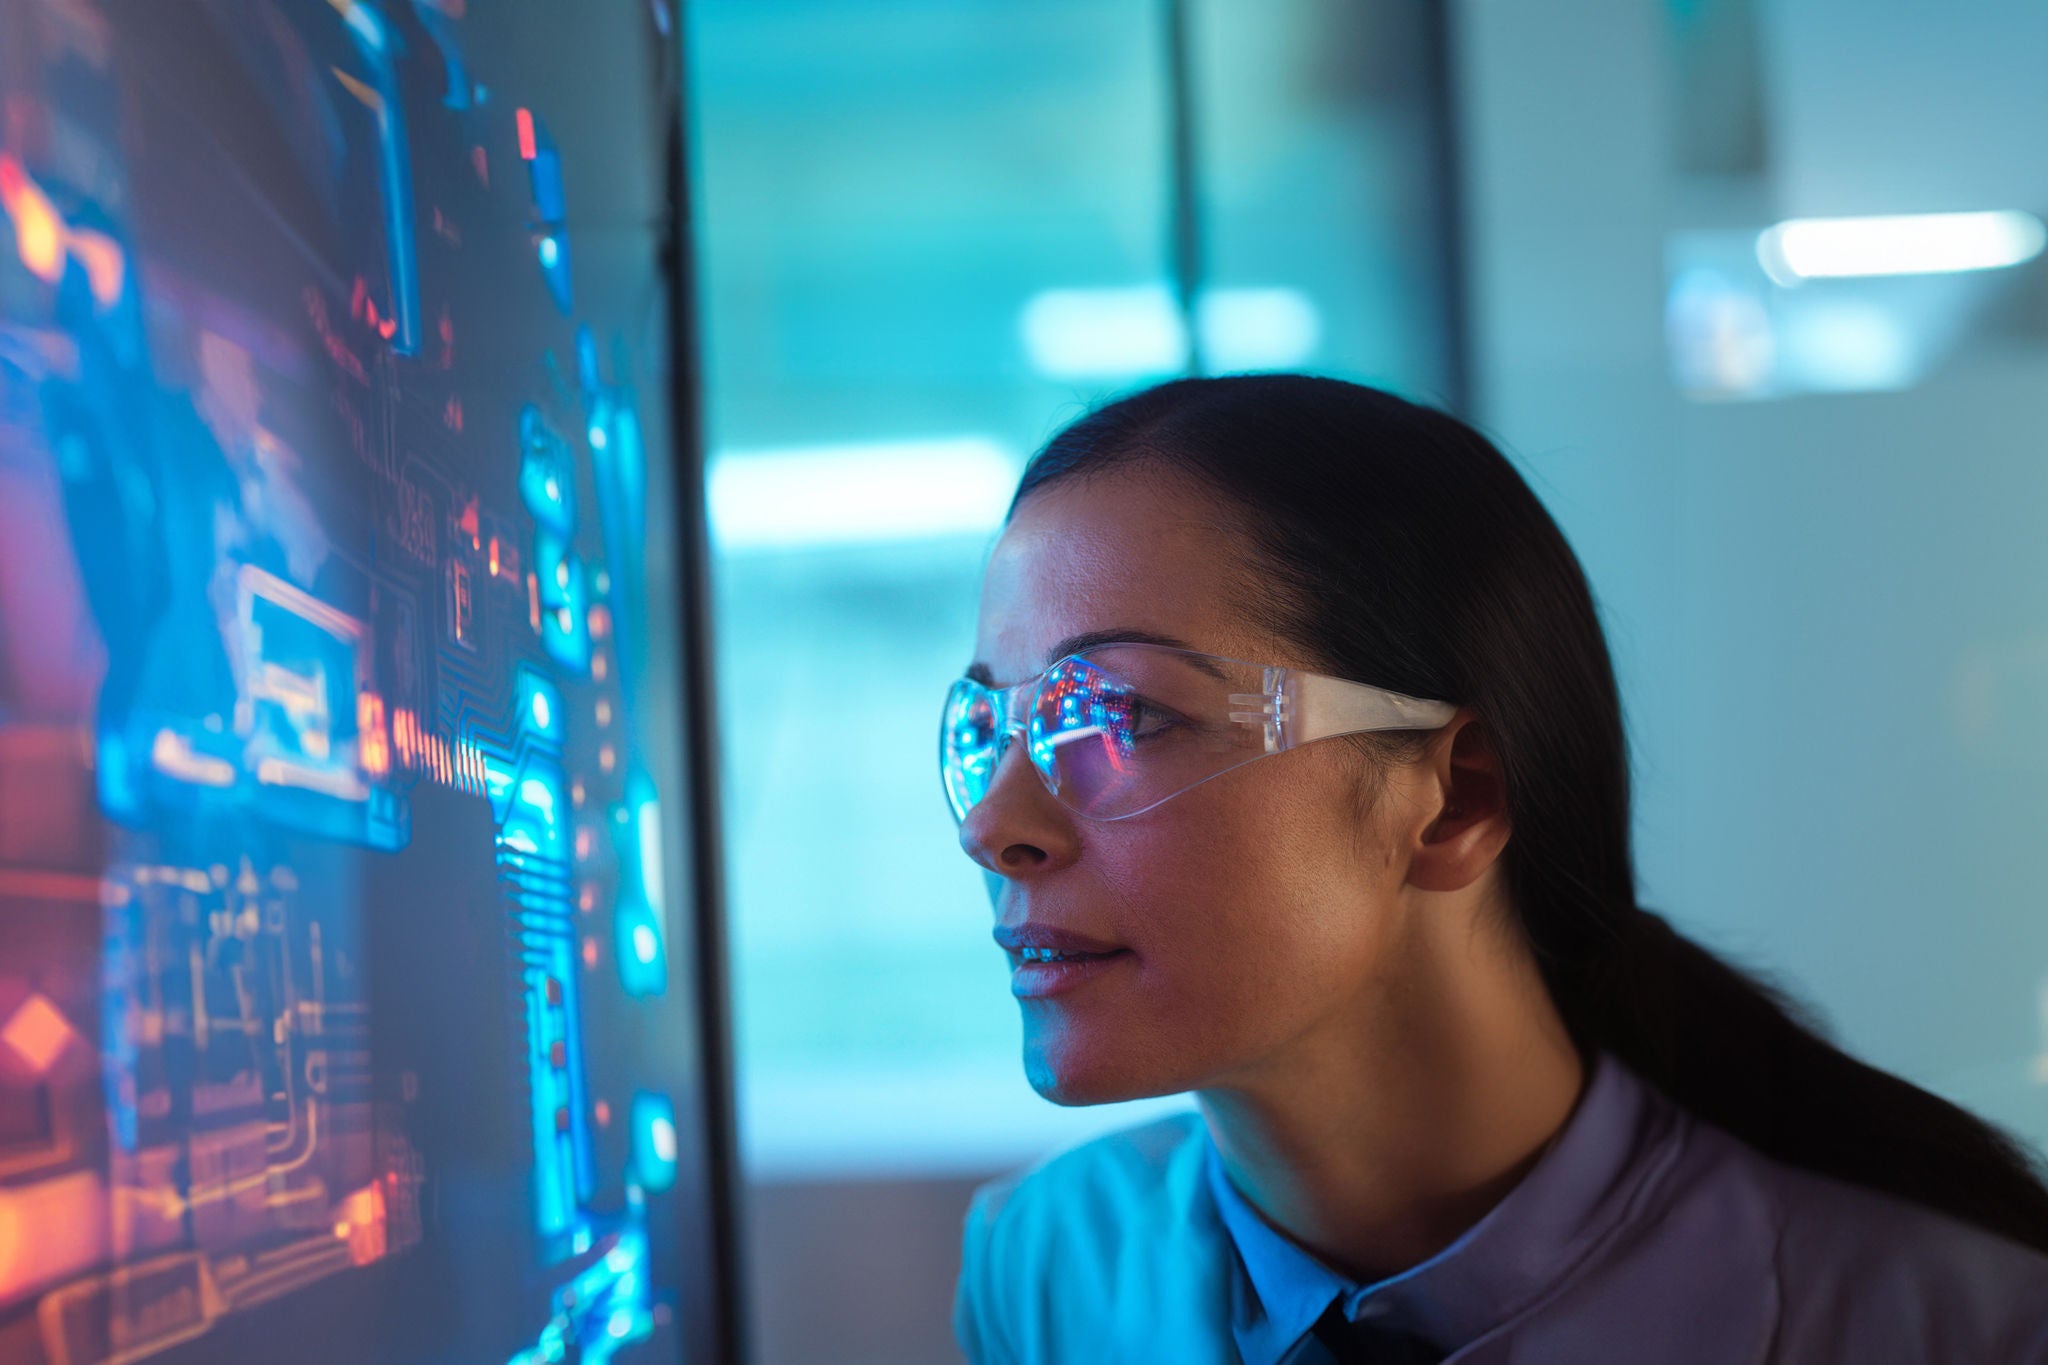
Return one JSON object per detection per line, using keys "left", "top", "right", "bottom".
{"left": 1020, "top": 284, "right": 1321, "bottom": 380}
{"left": 1775, "top": 299, "right": 1918, "bottom": 392}
{"left": 708, "top": 437, "right": 1017, "bottom": 550}
{"left": 1664, "top": 266, "right": 1775, "bottom": 399}
{"left": 1196, "top": 288, "right": 1323, "bottom": 373}
{"left": 1757, "top": 211, "right": 2047, "bottom": 286}
{"left": 1022, "top": 286, "right": 1185, "bottom": 378}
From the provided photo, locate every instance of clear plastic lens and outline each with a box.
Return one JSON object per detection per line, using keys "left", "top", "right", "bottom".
{"left": 940, "top": 644, "right": 1270, "bottom": 821}
{"left": 940, "top": 680, "right": 1002, "bottom": 819}
{"left": 1028, "top": 656, "right": 1144, "bottom": 817}
{"left": 941, "top": 641, "right": 1454, "bottom": 823}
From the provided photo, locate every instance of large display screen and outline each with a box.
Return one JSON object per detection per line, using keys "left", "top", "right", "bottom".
{"left": 0, "top": 2, "right": 730, "bottom": 1361}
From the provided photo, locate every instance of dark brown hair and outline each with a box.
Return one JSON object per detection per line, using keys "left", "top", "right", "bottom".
{"left": 1011, "top": 372, "right": 2048, "bottom": 1254}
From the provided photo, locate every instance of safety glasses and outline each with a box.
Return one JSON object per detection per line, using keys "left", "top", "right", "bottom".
{"left": 940, "top": 641, "right": 1457, "bottom": 822}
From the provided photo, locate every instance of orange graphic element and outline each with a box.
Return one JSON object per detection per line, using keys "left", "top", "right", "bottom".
{"left": 0, "top": 1170, "right": 110, "bottom": 1304}
{"left": 1, "top": 993, "right": 78, "bottom": 1075}
{"left": 515, "top": 108, "right": 537, "bottom": 161}
{"left": 393, "top": 708, "right": 419, "bottom": 767}
{"left": 0, "top": 155, "right": 126, "bottom": 306}
{"left": 332, "top": 1181, "right": 389, "bottom": 1267}
{"left": 0, "top": 154, "right": 65, "bottom": 282}
{"left": 357, "top": 692, "right": 390, "bottom": 778}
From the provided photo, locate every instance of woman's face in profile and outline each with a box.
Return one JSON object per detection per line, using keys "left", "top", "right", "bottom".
{"left": 963, "top": 464, "right": 1433, "bottom": 1105}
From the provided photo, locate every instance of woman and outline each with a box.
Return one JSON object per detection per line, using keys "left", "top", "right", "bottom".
{"left": 941, "top": 375, "right": 2048, "bottom": 1364}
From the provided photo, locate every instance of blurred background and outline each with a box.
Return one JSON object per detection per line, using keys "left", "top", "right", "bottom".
{"left": 683, "top": 1, "right": 2048, "bottom": 1360}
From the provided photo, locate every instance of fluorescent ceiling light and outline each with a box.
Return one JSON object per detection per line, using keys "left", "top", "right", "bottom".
{"left": 1196, "top": 288, "right": 1322, "bottom": 373}
{"left": 1022, "top": 285, "right": 1185, "bottom": 378}
{"left": 1757, "top": 210, "right": 2047, "bottom": 285}
{"left": 1021, "top": 284, "right": 1321, "bottom": 380}
{"left": 708, "top": 437, "right": 1017, "bottom": 550}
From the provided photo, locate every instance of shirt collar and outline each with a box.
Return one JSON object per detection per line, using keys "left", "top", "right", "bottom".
{"left": 1205, "top": 1048, "right": 1672, "bottom": 1365}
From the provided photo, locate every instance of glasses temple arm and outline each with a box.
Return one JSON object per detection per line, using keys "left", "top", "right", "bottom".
{"left": 1277, "top": 671, "right": 1458, "bottom": 749}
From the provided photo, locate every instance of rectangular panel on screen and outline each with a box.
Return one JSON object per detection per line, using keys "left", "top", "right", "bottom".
{"left": 0, "top": 1, "right": 729, "bottom": 1361}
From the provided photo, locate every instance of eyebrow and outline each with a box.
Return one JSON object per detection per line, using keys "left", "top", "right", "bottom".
{"left": 965, "top": 627, "right": 1226, "bottom": 685}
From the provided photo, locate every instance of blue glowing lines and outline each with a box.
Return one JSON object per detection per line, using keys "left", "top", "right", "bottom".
{"left": 519, "top": 668, "right": 565, "bottom": 746}
{"left": 611, "top": 775, "right": 667, "bottom": 998}
{"left": 333, "top": 1, "right": 420, "bottom": 354}
{"left": 521, "top": 951, "right": 589, "bottom": 1238}
{"left": 507, "top": 1220, "right": 657, "bottom": 1365}
{"left": 519, "top": 406, "right": 576, "bottom": 533}
{"left": 631, "top": 1093, "right": 678, "bottom": 1192}
{"left": 503, "top": 770, "right": 564, "bottom": 859}
{"left": 516, "top": 107, "right": 574, "bottom": 314}
{"left": 517, "top": 406, "right": 590, "bottom": 671}
{"left": 500, "top": 658, "right": 588, "bottom": 1246}
{"left": 534, "top": 532, "right": 591, "bottom": 671}
{"left": 519, "top": 406, "right": 589, "bottom": 669}
{"left": 489, "top": 98, "right": 673, "bottom": 1365}
{"left": 581, "top": 330, "right": 650, "bottom": 703}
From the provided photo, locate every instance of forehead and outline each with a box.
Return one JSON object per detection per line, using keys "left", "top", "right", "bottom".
{"left": 972, "top": 467, "right": 1282, "bottom": 686}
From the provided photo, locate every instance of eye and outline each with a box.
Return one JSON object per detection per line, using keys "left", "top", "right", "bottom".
{"left": 1120, "top": 696, "right": 1183, "bottom": 742}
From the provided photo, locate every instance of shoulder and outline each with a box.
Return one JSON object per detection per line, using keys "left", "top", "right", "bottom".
{"left": 1670, "top": 1110, "right": 2048, "bottom": 1363}
{"left": 966, "top": 1108, "right": 1213, "bottom": 1239}
{"left": 1756, "top": 1143, "right": 2048, "bottom": 1361}
{"left": 953, "top": 1110, "right": 1238, "bottom": 1365}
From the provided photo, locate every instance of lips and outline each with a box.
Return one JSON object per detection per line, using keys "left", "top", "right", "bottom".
{"left": 1005, "top": 948, "right": 1131, "bottom": 999}
{"left": 993, "top": 923, "right": 1132, "bottom": 999}
{"left": 992, "top": 923, "right": 1126, "bottom": 957}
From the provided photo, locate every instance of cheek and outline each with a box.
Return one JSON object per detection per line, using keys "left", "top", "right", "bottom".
{"left": 1097, "top": 783, "right": 1386, "bottom": 1032}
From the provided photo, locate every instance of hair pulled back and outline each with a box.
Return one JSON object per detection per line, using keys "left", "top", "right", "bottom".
{"left": 1011, "top": 373, "right": 2048, "bottom": 1253}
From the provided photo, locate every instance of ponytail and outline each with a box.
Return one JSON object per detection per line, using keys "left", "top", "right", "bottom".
{"left": 1556, "top": 905, "right": 2048, "bottom": 1254}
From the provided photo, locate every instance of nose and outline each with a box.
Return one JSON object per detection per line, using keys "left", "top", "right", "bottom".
{"left": 957, "top": 728, "right": 1078, "bottom": 879}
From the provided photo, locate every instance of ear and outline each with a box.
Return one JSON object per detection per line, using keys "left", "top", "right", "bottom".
{"left": 1405, "top": 709, "right": 1512, "bottom": 894}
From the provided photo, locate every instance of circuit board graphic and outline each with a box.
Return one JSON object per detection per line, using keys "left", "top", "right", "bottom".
{"left": 0, "top": 3, "right": 707, "bottom": 1362}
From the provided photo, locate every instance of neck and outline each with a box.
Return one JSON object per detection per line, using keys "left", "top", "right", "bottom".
{"left": 1194, "top": 910, "right": 1589, "bottom": 1285}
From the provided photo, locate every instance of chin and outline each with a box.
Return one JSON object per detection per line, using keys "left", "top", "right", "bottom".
{"left": 1020, "top": 1021, "right": 1185, "bottom": 1107}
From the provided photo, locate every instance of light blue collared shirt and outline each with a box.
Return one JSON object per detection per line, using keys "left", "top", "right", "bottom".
{"left": 956, "top": 1048, "right": 2048, "bottom": 1363}
{"left": 1203, "top": 1047, "right": 1628, "bottom": 1364}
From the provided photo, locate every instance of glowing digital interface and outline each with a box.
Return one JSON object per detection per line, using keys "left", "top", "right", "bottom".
{"left": 0, "top": 3, "right": 715, "bottom": 1362}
